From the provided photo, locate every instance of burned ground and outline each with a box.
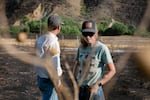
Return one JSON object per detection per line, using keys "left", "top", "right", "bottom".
{"left": 0, "top": 45, "right": 150, "bottom": 100}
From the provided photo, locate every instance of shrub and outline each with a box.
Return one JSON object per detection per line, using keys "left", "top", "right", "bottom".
{"left": 112, "top": 21, "right": 128, "bottom": 35}
{"left": 103, "top": 21, "right": 128, "bottom": 36}
{"left": 126, "top": 24, "right": 136, "bottom": 35}
{"left": 61, "top": 25, "right": 81, "bottom": 35}
{"left": 21, "top": 16, "right": 30, "bottom": 25}
{"left": 28, "top": 20, "right": 40, "bottom": 33}
{"left": 97, "top": 23, "right": 109, "bottom": 35}
{"left": 41, "top": 21, "right": 47, "bottom": 33}
{"left": 9, "top": 25, "right": 29, "bottom": 35}
{"left": 39, "top": 17, "right": 48, "bottom": 33}
{"left": 97, "top": 17, "right": 112, "bottom": 35}
{"left": 61, "top": 17, "right": 81, "bottom": 35}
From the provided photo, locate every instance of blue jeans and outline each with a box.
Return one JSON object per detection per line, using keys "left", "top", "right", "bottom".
{"left": 37, "top": 76, "right": 58, "bottom": 100}
{"left": 79, "top": 86, "right": 105, "bottom": 100}
{"left": 92, "top": 86, "right": 105, "bottom": 100}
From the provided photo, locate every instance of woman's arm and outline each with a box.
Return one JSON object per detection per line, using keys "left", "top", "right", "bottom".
{"left": 98, "top": 62, "right": 116, "bottom": 85}
{"left": 91, "top": 62, "right": 116, "bottom": 93}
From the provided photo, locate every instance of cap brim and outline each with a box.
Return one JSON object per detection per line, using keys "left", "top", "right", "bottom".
{"left": 82, "top": 29, "right": 95, "bottom": 33}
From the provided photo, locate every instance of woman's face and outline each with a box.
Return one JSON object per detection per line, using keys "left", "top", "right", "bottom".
{"left": 82, "top": 32, "right": 96, "bottom": 45}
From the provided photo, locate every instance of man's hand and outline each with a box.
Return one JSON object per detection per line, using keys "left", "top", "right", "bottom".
{"left": 57, "top": 83, "right": 62, "bottom": 91}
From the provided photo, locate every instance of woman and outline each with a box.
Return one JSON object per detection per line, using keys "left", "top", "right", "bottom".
{"left": 73, "top": 20, "right": 116, "bottom": 100}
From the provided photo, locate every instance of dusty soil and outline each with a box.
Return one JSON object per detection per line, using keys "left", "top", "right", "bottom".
{"left": 0, "top": 45, "right": 150, "bottom": 100}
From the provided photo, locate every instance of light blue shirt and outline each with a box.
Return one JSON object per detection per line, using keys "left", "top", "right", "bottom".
{"left": 34, "top": 32, "right": 62, "bottom": 78}
{"left": 76, "top": 41, "right": 113, "bottom": 86}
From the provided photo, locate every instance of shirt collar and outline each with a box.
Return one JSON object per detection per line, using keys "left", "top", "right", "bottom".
{"left": 47, "top": 32, "right": 58, "bottom": 40}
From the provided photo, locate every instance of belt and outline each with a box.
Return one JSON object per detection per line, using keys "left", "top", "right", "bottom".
{"left": 80, "top": 85, "right": 91, "bottom": 90}
{"left": 38, "top": 76, "right": 50, "bottom": 80}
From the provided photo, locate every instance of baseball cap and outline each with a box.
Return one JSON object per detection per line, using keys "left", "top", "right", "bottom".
{"left": 48, "top": 13, "right": 63, "bottom": 27}
{"left": 81, "top": 20, "right": 96, "bottom": 33}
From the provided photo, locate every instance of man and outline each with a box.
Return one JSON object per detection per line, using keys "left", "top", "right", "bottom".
{"left": 34, "top": 14, "right": 63, "bottom": 100}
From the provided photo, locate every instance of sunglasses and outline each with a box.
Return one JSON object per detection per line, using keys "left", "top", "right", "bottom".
{"left": 82, "top": 32, "right": 95, "bottom": 37}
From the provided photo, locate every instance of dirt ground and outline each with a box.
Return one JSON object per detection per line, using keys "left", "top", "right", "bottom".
{"left": 0, "top": 45, "right": 150, "bottom": 100}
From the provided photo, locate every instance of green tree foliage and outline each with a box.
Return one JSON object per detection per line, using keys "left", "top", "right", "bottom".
{"left": 9, "top": 25, "right": 29, "bottom": 35}
{"left": 61, "top": 16, "right": 81, "bottom": 35}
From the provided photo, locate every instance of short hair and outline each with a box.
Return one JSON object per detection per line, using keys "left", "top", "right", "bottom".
{"left": 47, "top": 14, "right": 63, "bottom": 30}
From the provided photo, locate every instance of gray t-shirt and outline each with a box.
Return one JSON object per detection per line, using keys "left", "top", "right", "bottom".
{"left": 76, "top": 41, "right": 113, "bottom": 86}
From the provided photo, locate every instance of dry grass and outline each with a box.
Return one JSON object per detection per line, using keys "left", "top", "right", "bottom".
{"left": 1, "top": 36, "right": 150, "bottom": 50}
{"left": 59, "top": 39, "right": 80, "bottom": 48}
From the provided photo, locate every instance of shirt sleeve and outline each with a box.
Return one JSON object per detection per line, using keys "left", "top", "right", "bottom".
{"left": 101, "top": 46, "right": 113, "bottom": 64}
{"left": 51, "top": 41, "right": 63, "bottom": 76}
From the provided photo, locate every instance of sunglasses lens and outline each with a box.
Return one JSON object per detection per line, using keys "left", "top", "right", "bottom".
{"left": 82, "top": 32, "right": 94, "bottom": 37}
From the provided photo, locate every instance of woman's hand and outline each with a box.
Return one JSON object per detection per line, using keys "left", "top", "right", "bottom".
{"left": 90, "top": 83, "right": 99, "bottom": 94}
